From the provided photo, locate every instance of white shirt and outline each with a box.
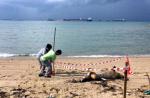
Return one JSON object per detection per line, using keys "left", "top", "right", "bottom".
{"left": 36, "top": 48, "right": 45, "bottom": 58}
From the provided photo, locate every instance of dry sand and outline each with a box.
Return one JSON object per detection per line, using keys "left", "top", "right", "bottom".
{"left": 0, "top": 56, "right": 150, "bottom": 98}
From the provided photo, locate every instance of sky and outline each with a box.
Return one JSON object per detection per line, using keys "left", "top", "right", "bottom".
{"left": 0, "top": 0, "right": 150, "bottom": 20}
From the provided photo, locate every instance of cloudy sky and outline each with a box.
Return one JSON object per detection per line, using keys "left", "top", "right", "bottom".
{"left": 0, "top": 0, "right": 150, "bottom": 20}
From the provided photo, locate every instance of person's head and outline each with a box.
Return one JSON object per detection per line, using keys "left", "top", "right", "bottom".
{"left": 55, "top": 50, "right": 62, "bottom": 55}
{"left": 45, "top": 44, "right": 52, "bottom": 53}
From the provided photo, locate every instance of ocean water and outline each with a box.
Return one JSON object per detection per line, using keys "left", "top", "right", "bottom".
{"left": 0, "top": 20, "right": 150, "bottom": 57}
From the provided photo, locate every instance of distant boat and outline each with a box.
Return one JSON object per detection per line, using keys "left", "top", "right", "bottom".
{"left": 47, "top": 19, "right": 55, "bottom": 21}
{"left": 87, "top": 17, "right": 93, "bottom": 21}
{"left": 112, "top": 18, "right": 126, "bottom": 22}
{"left": 62, "top": 18, "right": 93, "bottom": 22}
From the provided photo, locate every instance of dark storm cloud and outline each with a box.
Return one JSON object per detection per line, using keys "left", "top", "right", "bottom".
{"left": 45, "top": 0, "right": 122, "bottom": 6}
{"left": 0, "top": 0, "right": 150, "bottom": 20}
{"left": 75, "top": 0, "right": 122, "bottom": 5}
{"left": 0, "top": 0, "right": 123, "bottom": 9}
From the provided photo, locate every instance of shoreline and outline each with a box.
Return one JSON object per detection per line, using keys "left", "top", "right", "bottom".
{"left": 1, "top": 54, "right": 150, "bottom": 58}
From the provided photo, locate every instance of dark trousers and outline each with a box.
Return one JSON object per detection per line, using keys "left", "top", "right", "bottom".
{"left": 40, "top": 60, "right": 52, "bottom": 76}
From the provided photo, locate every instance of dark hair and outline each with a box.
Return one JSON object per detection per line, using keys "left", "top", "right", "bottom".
{"left": 44, "top": 44, "right": 52, "bottom": 54}
{"left": 55, "top": 50, "right": 62, "bottom": 55}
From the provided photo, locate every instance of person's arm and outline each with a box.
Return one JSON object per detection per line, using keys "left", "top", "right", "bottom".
{"left": 36, "top": 48, "right": 44, "bottom": 58}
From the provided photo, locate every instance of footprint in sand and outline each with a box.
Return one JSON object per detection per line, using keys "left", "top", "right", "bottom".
{"left": 50, "top": 88, "right": 60, "bottom": 93}
{"left": 28, "top": 72, "right": 33, "bottom": 75}
{"left": 42, "top": 90, "right": 48, "bottom": 94}
{"left": 7, "top": 75, "right": 12, "bottom": 77}
{"left": 1, "top": 75, "right": 6, "bottom": 78}
{"left": 31, "top": 65, "right": 35, "bottom": 68}
{"left": 42, "top": 83, "right": 46, "bottom": 87}
{"left": 29, "top": 90, "right": 36, "bottom": 94}
{"left": 20, "top": 75, "right": 25, "bottom": 78}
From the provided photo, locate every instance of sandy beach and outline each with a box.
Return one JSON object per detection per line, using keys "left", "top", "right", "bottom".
{"left": 0, "top": 56, "right": 150, "bottom": 98}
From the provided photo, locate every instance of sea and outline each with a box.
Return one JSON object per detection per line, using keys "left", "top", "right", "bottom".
{"left": 0, "top": 20, "right": 150, "bottom": 57}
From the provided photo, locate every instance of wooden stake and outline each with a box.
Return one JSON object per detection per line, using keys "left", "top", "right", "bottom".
{"left": 124, "top": 67, "right": 127, "bottom": 98}
{"left": 146, "top": 72, "right": 150, "bottom": 89}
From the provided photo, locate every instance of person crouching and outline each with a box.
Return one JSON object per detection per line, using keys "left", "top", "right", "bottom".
{"left": 39, "top": 49, "right": 62, "bottom": 78}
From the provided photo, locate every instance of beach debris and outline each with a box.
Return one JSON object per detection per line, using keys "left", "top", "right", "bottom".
{"left": 50, "top": 88, "right": 60, "bottom": 93}
{"left": 10, "top": 88, "right": 26, "bottom": 97}
{"left": 47, "top": 94, "right": 56, "bottom": 98}
{"left": 70, "top": 92, "right": 79, "bottom": 97}
{"left": 24, "top": 91, "right": 31, "bottom": 96}
{"left": 70, "top": 70, "right": 124, "bottom": 89}
{"left": 101, "top": 85, "right": 116, "bottom": 93}
{"left": 144, "top": 90, "right": 150, "bottom": 95}
{"left": 145, "top": 72, "right": 150, "bottom": 89}
{"left": 80, "top": 70, "right": 124, "bottom": 82}
{"left": 0, "top": 90, "right": 9, "bottom": 98}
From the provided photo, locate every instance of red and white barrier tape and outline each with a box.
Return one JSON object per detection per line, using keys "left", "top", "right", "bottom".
{"left": 56, "top": 57, "right": 122, "bottom": 67}
{"left": 55, "top": 57, "right": 122, "bottom": 72}
{"left": 55, "top": 56, "right": 133, "bottom": 75}
{"left": 58, "top": 65, "right": 98, "bottom": 72}
{"left": 111, "top": 66, "right": 133, "bottom": 75}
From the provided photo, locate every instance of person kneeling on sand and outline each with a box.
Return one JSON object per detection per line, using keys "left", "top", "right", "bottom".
{"left": 39, "top": 49, "right": 62, "bottom": 77}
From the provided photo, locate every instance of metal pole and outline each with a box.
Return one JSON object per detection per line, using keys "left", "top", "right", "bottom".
{"left": 124, "top": 61, "right": 128, "bottom": 98}
{"left": 52, "top": 27, "right": 56, "bottom": 76}
{"left": 53, "top": 27, "right": 56, "bottom": 51}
